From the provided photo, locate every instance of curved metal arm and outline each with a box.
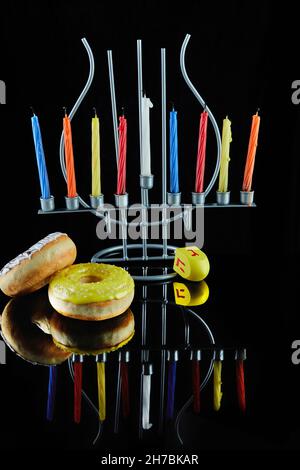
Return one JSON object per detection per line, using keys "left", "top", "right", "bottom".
{"left": 59, "top": 37, "right": 95, "bottom": 208}
{"left": 180, "top": 34, "right": 221, "bottom": 197}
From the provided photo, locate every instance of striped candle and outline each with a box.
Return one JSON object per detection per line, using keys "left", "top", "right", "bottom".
{"left": 63, "top": 111, "right": 77, "bottom": 198}
{"left": 31, "top": 113, "right": 51, "bottom": 199}
{"left": 91, "top": 112, "right": 101, "bottom": 196}
{"left": 195, "top": 111, "right": 208, "bottom": 193}
{"left": 116, "top": 115, "right": 127, "bottom": 195}
{"left": 169, "top": 110, "right": 179, "bottom": 193}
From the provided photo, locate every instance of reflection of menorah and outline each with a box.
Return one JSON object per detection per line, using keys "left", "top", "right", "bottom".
{"left": 54, "top": 280, "right": 246, "bottom": 446}
{"left": 34, "top": 35, "right": 257, "bottom": 281}
{"left": 63, "top": 285, "right": 246, "bottom": 446}
{"left": 1, "top": 276, "right": 247, "bottom": 446}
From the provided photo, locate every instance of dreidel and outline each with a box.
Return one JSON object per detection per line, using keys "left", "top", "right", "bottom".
{"left": 173, "top": 280, "right": 209, "bottom": 306}
{"left": 173, "top": 246, "right": 210, "bottom": 281}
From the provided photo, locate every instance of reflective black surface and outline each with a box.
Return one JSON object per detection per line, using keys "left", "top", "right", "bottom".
{"left": 0, "top": 257, "right": 298, "bottom": 452}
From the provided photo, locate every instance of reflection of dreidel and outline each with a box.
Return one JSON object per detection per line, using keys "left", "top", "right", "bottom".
{"left": 173, "top": 280, "right": 209, "bottom": 306}
{"left": 173, "top": 246, "right": 210, "bottom": 281}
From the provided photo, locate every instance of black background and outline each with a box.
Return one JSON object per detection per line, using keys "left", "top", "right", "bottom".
{"left": 0, "top": 0, "right": 300, "bottom": 457}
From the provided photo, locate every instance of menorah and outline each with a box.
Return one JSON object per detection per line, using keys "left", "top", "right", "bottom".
{"left": 33, "top": 34, "right": 257, "bottom": 281}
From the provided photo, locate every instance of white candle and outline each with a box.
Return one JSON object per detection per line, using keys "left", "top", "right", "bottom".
{"left": 141, "top": 95, "right": 153, "bottom": 176}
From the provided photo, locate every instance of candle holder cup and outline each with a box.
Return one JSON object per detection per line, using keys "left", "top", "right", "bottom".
{"left": 190, "top": 349, "right": 201, "bottom": 361}
{"left": 192, "top": 191, "right": 205, "bottom": 206}
{"left": 65, "top": 195, "right": 80, "bottom": 210}
{"left": 40, "top": 196, "right": 55, "bottom": 212}
{"left": 90, "top": 194, "right": 104, "bottom": 209}
{"left": 214, "top": 349, "right": 224, "bottom": 361}
{"left": 167, "top": 350, "right": 179, "bottom": 362}
{"left": 240, "top": 190, "right": 254, "bottom": 205}
{"left": 167, "top": 192, "right": 181, "bottom": 206}
{"left": 216, "top": 191, "right": 230, "bottom": 205}
{"left": 95, "top": 353, "right": 107, "bottom": 363}
{"left": 142, "top": 363, "right": 153, "bottom": 375}
{"left": 114, "top": 193, "right": 128, "bottom": 208}
{"left": 140, "top": 175, "right": 154, "bottom": 190}
{"left": 119, "top": 350, "right": 130, "bottom": 363}
{"left": 235, "top": 349, "right": 247, "bottom": 361}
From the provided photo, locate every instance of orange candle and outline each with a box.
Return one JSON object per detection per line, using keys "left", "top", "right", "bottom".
{"left": 63, "top": 111, "right": 77, "bottom": 198}
{"left": 242, "top": 112, "right": 260, "bottom": 192}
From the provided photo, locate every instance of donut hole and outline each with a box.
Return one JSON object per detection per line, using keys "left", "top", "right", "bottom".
{"left": 79, "top": 275, "right": 101, "bottom": 284}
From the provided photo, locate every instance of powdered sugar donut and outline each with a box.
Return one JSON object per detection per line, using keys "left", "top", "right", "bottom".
{"left": 0, "top": 233, "right": 77, "bottom": 297}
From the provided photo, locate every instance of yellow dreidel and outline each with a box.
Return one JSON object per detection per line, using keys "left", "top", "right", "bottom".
{"left": 173, "top": 280, "right": 209, "bottom": 307}
{"left": 173, "top": 246, "right": 210, "bottom": 281}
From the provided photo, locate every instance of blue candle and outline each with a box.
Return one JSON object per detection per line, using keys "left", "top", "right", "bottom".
{"left": 46, "top": 366, "right": 57, "bottom": 421}
{"left": 31, "top": 113, "right": 51, "bottom": 199}
{"left": 169, "top": 110, "right": 179, "bottom": 193}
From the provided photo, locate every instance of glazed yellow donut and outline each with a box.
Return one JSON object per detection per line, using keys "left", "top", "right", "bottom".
{"left": 48, "top": 263, "right": 134, "bottom": 321}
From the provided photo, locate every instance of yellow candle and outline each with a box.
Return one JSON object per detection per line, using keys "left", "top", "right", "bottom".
{"left": 218, "top": 117, "right": 232, "bottom": 192}
{"left": 213, "top": 361, "right": 223, "bottom": 411}
{"left": 97, "top": 362, "right": 106, "bottom": 421}
{"left": 91, "top": 114, "right": 101, "bottom": 196}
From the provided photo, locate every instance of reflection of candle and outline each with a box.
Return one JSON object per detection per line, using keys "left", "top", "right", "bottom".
{"left": 169, "top": 109, "right": 179, "bottom": 193}
{"left": 213, "top": 360, "right": 222, "bottom": 411}
{"left": 31, "top": 113, "right": 51, "bottom": 199}
{"left": 141, "top": 95, "right": 153, "bottom": 176}
{"left": 63, "top": 111, "right": 77, "bottom": 198}
{"left": 97, "top": 362, "right": 106, "bottom": 421}
{"left": 91, "top": 111, "right": 101, "bottom": 196}
{"left": 242, "top": 112, "right": 260, "bottom": 192}
{"left": 218, "top": 117, "right": 232, "bottom": 192}
{"left": 116, "top": 115, "right": 127, "bottom": 195}
{"left": 195, "top": 110, "right": 208, "bottom": 193}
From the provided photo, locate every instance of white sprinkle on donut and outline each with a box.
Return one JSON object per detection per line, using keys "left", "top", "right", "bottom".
{"left": 0, "top": 232, "right": 65, "bottom": 276}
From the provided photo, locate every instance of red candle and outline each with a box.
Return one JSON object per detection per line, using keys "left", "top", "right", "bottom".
{"left": 195, "top": 111, "right": 208, "bottom": 193}
{"left": 63, "top": 112, "right": 77, "bottom": 198}
{"left": 116, "top": 115, "right": 127, "bottom": 195}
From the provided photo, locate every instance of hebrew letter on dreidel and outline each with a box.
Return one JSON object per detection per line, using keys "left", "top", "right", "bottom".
{"left": 174, "top": 281, "right": 209, "bottom": 306}
{"left": 173, "top": 246, "right": 210, "bottom": 281}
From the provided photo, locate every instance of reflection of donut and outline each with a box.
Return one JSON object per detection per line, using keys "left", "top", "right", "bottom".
{"left": 0, "top": 291, "right": 71, "bottom": 365}
{"left": 49, "top": 309, "right": 135, "bottom": 354}
{"left": 48, "top": 263, "right": 134, "bottom": 321}
{"left": 0, "top": 233, "right": 77, "bottom": 297}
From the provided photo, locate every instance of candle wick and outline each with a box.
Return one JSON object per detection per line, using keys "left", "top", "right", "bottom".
{"left": 122, "top": 107, "right": 125, "bottom": 117}
{"left": 30, "top": 106, "right": 35, "bottom": 116}
{"left": 256, "top": 107, "right": 260, "bottom": 115}
{"left": 93, "top": 107, "right": 97, "bottom": 117}
{"left": 63, "top": 106, "right": 67, "bottom": 116}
